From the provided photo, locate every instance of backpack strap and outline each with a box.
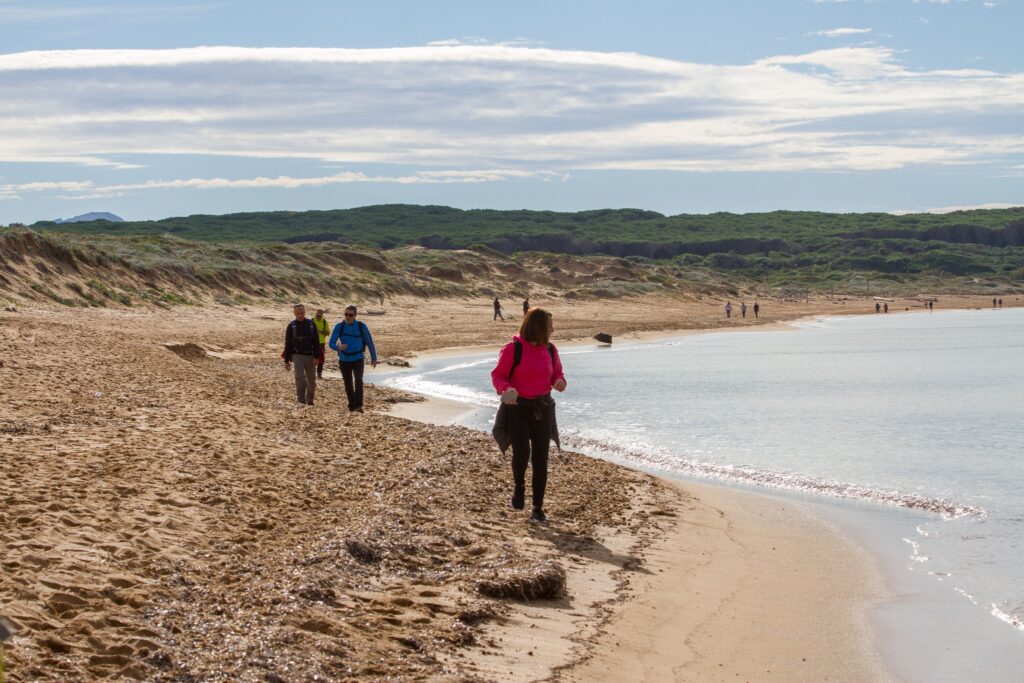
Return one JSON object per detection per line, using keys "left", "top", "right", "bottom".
{"left": 508, "top": 341, "right": 556, "bottom": 380}
{"left": 509, "top": 340, "right": 523, "bottom": 380}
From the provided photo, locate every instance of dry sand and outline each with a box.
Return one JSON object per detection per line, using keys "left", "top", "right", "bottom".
{"left": 0, "top": 293, "right": 1007, "bottom": 681}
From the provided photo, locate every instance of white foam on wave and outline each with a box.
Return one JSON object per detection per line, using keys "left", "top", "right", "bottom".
{"left": 386, "top": 375, "right": 495, "bottom": 407}
{"left": 429, "top": 358, "right": 493, "bottom": 374}
{"left": 903, "top": 538, "right": 929, "bottom": 563}
{"left": 559, "top": 430, "right": 985, "bottom": 520}
{"left": 990, "top": 605, "right": 1024, "bottom": 631}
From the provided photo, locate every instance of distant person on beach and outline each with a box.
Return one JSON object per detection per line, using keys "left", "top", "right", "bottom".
{"left": 998, "top": 298, "right": 1003, "bottom": 307}
{"left": 490, "top": 308, "right": 566, "bottom": 524}
{"left": 329, "top": 305, "right": 378, "bottom": 413}
{"left": 313, "top": 309, "right": 331, "bottom": 379}
{"left": 493, "top": 297, "right": 504, "bottom": 321}
{"left": 875, "top": 302, "right": 881, "bottom": 313}
{"left": 993, "top": 298, "right": 997, "bottom": 308}
{"left": 753, "top": 302, "right": 760, "bottom": 319}
{"left": 741, "top": 302, "right": 747, "bottom": 318}
{"left": 884, "top": 302, "right": 889, "bottom": 313}
{"left": 283, "top": 304, "right": 319, "bottom": 405}
{"left": 928, "top": 300, "right": 934, "bottom": 311}
{"left": 725, "top": 302, "right": 732, "bottom": 319}
{"left": 523, "top": 299, "right": 530, "bottom": 316}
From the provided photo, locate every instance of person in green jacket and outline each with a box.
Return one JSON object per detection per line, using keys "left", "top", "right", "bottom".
{"left": 313, "top": 308, "right": 331, "bottom": 378}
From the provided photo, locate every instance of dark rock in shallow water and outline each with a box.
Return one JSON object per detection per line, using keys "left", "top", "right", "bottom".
{"left": 593, "top": 332, "right": 612, "bottom": 344}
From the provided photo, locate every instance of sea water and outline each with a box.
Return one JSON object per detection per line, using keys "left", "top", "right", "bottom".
{"left": 376, "top": 307, "right": 1024, "bottom": 681}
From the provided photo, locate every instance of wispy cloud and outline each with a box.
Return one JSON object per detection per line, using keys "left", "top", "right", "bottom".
{"left": 0, "top": 2, "right": 215, "bottom": 23}
{"left": 0, "top": 169, "right": 567, "bottom": 200}
{"left": 1, "top": 44, "right": 1023, "bottom": 198}
{"left": 811, "top": 27, "right": 873, "bottom": 38}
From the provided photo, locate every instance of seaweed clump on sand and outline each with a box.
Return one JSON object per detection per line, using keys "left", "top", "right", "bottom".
{"left": 477, "top": 562, "right": 566, "bottom": 601}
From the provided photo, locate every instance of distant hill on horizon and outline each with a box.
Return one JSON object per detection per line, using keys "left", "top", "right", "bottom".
{"left": 54, "top": 211, "right": 124, "bottom": 224}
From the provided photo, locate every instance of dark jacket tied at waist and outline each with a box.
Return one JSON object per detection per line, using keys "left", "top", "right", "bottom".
{"left": 492, "top": 394, "right": 561, "bottom": 455}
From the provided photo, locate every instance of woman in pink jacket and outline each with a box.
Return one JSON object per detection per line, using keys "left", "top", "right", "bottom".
{"left": 490, "top": 308, "right": 567, "bottom": 523}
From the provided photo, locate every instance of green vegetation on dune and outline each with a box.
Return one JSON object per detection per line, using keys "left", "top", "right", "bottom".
{"left": 10, "top": 205, "right": 1024, "bottom": 299}
{"left": 28, "top": 204, "right": 1024, "bottom": 252}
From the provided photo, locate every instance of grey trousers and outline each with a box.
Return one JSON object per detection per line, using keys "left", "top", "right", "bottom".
{"left": 292, "top": 354, "right": 316, "bottom": 404}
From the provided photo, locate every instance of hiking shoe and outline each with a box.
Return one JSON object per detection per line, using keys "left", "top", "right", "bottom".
{"left": 510, "top": 490, "right": 525, "bottom": 511}
{"left": 530, "top": 509, "right": 547, "bottom": 523}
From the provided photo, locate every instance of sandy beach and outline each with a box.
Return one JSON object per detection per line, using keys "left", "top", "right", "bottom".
{"left": 1, "top": 293, "right": 1009, "bottom": 681}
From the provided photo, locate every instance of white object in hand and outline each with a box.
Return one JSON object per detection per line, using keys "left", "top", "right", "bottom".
{"left": 501, "top": 388, "right": 519, "bottom": 404}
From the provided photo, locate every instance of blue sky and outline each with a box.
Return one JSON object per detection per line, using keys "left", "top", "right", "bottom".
{"left": 1, "top": 0, "right": 1021, "bottom": 223}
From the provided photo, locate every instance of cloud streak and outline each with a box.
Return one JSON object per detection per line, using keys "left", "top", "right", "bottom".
{"left": 1, "top": 44, "right": 1023, "bottom": 199}
{"left": 812, "top": 27, "right": 873, "bottom": 37}
{"left": 0, "top": 169, "right": 567, "bottom": 200}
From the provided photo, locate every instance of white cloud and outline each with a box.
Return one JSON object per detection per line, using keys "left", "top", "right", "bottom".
{"left": 812, "top": 27, "right": 873, "bottom": 38}
{"left": 1, "top": 44, "right": 1023, "bottom": 197}
{"left": 0, "top": 2, "right": 215, "bottom": 23}
{"left": 0, "top": 169, "right": 567, "bottom": 199}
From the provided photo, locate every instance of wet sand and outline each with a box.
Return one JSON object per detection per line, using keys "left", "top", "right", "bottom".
{"left": 0, "top": 293, "right": 1007, "bottom": 680}
{"left": 390, "top": 395, "right": 891, "bottom": 683}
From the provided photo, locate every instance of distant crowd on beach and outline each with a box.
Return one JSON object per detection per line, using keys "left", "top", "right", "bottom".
{"left": 283, "top": 297, "right": 564, "bottom": 525}
{"left": 723, "top": 301, "right": 760, "bottom": 319}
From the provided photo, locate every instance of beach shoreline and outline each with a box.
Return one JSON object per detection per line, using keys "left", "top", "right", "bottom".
{"left": 2, "top": 293, "right": 1018, "bottom": 680}
{"left": 378, "top": 341, "right": 894, "bottom": 682}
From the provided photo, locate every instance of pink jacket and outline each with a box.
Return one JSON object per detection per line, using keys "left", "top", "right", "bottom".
{"left": 491, "top": 335, "right": 566, "bottom": 399}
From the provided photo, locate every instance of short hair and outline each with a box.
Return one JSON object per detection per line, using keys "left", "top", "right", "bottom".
{"left": 519, "top": 308, "right": 551, "bottom": 346}
{"left": 345, "top": 304, "right": 357, "bottom": 313}
{"left": 293, "top": 303, "right": 305, "bottom": 310}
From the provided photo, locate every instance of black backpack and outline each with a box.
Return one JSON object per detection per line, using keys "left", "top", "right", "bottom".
{"left": 508, "top": 340, "right": 556, "bottom": 380}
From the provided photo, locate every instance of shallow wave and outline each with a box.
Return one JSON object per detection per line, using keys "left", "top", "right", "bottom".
{"left": 386, "top": 375, "right": 496, "bottom": 407}
{"left": 559, "top": 431, "right": 985, "bottom": 520}
{"left": 990, "top": 604, "right": 1024, "bottom": 631}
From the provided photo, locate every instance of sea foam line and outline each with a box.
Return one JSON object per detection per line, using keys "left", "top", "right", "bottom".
{"left": 559, "top": 431, "right": 985, "bottom": 520}
{"left": 380, "top": 373, "right": 985, "bottom": 520}
{"left": 991, "top": 605, "right": 1024, "bottom": 631}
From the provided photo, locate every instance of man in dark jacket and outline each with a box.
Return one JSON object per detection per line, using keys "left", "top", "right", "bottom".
{"left": 283, "top": 304, "right": 320, "bottom": 405}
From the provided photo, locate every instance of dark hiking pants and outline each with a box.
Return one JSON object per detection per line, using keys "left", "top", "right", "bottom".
{"left": 339, "top": 358, "right": 365, "bottom": 411}
{"left": 507, "top": 396, "right": 554, "bottom": 511}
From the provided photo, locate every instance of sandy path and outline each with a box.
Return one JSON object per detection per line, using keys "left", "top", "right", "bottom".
{"left": 1, "top": 306, "right": 651, "bottom": 680}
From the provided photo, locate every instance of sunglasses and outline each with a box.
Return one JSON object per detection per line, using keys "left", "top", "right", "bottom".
{"left": 344, "top": 312, "right": 356, "bottom": 317}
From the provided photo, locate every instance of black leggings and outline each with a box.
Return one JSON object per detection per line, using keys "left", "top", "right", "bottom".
{"left": 339, "top": 358, "right": 365, "bottom": 410}
{"left": 507, "top": 397, "right": 554, "bottom": 510}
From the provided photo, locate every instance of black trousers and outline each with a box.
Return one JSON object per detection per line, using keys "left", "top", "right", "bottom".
{"left": 507, "top": 397, "right": 554, "bottom": 510}
{"left": 339, "top": 358, "right": 365, "bottom": 410}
